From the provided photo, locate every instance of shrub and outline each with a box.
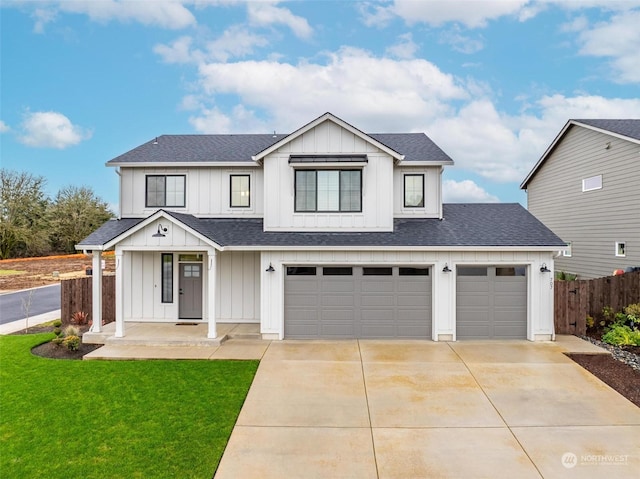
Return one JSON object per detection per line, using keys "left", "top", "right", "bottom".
{"left": 52, "top": 320, "right": 62, "bottom": 327}
{"left": 62, "top": 335, "right": 81, "bottom": 351}
{"left": 70, "top": 311, "right": 88, "bottom": 325}
{"left": 63, "top": 325, "right": 80, "bottom": 337}
{"left": 51, "top": 337, "right": 64, "bottom": 346}
{"left": 585, "top": 315, "right": 595, "bottom": 329}
{"left": 602, "top": 325, "right": 640, "bottom": 346}
{"left": 53, "top": 327, "right": 62, "bottom": 337}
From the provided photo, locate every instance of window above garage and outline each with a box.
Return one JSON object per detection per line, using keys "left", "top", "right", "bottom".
{"left": 295, "top": 169, "right": 362, "bottom": 212}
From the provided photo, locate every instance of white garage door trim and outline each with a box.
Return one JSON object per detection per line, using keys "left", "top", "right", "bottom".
{"left": 284, "top": 265, "right": 432, "bottom": 339}
{"left": 456, "top": 265, "right": 528, "bottom": 340}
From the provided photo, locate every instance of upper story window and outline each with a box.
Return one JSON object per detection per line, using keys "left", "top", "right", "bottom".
{"left": 295, "top": 170, "right": 361, "bottom": 212}
{"left": 563, "top": 241, "right": 572, "bottom": 257}
{"left": 404, "top": 174, "right": 424, "bottom": 208}
{"left": 616, "top": 242, "right": 626, "bottom": 257}
{"left": 230, "top": 174, "right": 250, "bottom": 208}
{"left": 146, "top": 175, "right": 185, "bottom": 208}
{"left": 582, "top": 174, "right": 602, "bottom": 192}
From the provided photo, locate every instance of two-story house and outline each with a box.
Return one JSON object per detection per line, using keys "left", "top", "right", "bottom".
{"left": 78, "top": 113, "right": 564, "bottom": 341}
{"left": 521, "top": 119, "right": 640, "bottom": 279}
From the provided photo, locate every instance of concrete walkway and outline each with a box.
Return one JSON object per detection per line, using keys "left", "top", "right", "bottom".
{"left": 215, "top": 337, "right": 640, "bottom": 479}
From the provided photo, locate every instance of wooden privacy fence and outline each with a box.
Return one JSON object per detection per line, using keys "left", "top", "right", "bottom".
{"left": 61, "top": 275, "right": 115, "bottom": 325}
{"left": 555, "top": 271, "right": 640, "bottom": 335}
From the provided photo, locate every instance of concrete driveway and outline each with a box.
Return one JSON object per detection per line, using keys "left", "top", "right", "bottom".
{"left": 215, "top": 337, "right": 640, "bottom": 479}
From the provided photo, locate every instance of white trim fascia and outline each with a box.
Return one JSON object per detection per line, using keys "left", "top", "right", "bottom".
{"left": 520, "top": 119, "right": 640, "bottom": 189}
{"left": 109, "top": 245, "right": 209, "bottom": 252}
{"left": 252, "top": 112, "right": 405, "bottom": 162}
{"left": 102, "top": 210, "right": 222, "bottom": 251}
{"left": 396, "top": 160, "right": 454, "bottom": 167}
{"left": 222, "top": 245, "right": 563, "bottom": 252}
{"left": 107, "top": 161, "right": 260, "bottom": 168}
{"left": 290, "top": 162, "right": 369, "bottom": 169}
{"left": 573, "top": 121, "right": 640, "bottom": 146}
{"left": 74, "top": 245, "right": 105, "bottom": 251}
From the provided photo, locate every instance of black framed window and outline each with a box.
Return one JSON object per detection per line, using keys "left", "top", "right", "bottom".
{"left": 161, "top": 254, "right": 173, "bottom": 303}
{"left": 295, "top": 170, "right": 361, "bottom": 212}
{"left": 363, "top": 267, "right": 393, "bottom": 276}
{"left": 399, "top": 267, "right": 429, "bottom": 276}
{"left": 404, "top": 174, "right": 424, "bottom": 208}
{"left": 286, "top": 267, "right": 317, "bottom": 276}
{"left": 230, "top": 174, "right": 250, "bottom": 207}
{"left": 146, "top": 175, "right": 185, "bottom": 207}
{"left": 323, "top": 267, "right": 353, "bottom": 275}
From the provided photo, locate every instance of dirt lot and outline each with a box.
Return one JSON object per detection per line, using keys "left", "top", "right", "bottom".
{"left": 0, "top": 254, "right": 116, "bottom": 292}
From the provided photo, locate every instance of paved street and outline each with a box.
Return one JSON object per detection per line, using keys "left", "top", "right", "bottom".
{"left": 0, "top": 284, "right": 61, "bottom": 325}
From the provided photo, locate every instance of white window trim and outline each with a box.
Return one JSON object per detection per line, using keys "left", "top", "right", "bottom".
{"left": 562, "top": 241, "right": 572, "bottom": 257}
{"left": 582, "top": 174, "right": 602, "bottom": 192}
{"left": 615, "top": 241, "right": 626, "bottom": 257}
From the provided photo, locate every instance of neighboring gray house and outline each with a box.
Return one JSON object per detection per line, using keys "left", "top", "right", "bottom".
{"left": 521, "top": 119, "right": 640, "bottom": 279}
{"left": 78, "top": 112, "right": 564, "bottom": 342}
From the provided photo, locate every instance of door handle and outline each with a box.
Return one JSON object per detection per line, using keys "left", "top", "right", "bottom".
{"left": 179, "top": 289, "right": 184, "bottom": 295}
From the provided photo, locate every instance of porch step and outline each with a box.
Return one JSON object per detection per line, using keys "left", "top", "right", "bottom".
{"left": 105, "top": 335, "right": 228, "bottom": 347}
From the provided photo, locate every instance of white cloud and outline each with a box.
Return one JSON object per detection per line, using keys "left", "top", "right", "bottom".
{"left": 189, "top": 104, "right": 269, "bottom": 133}
{"left": 360, "top": 1, "right": 640, "bottom": 29}
{"left": 386, "top": 33, "right": 418, "bottom": 59}
{"left": 18, "top": 111, "right": 92, "bottom": 149}
{"left": 0, "top": 120, "right": 10, "bottom": 133}
{"left": 193, "top": 47, "right": 467, "bottom": 132}
{"left": 439, "top": 27, "right": 484, "bottom": 54}
{"left": 154, "top": 36, "right": 203, "bottom": 64}
{"left": 247, "top": 1, "right": 312, "bottom": 39}
{"left": 22, "top": 0, "right": 196, "bottom": 32}
{"left": 575, "top": 10, "right": 640, "bottom": 83}
{"left": 206, "top": 25, "right": 269, "bottom": 61}
{"left": 389, "top": 0, "right": 531, "bottom": 28}
{"left": 442, "top": 180, "right": 499, "bottom": 203}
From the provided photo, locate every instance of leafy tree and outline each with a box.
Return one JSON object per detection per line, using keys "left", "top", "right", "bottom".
{"left": 49, "top": 186, "right": 114, "bottom": 253}
{"left": 0, "top": 169, "right": 51, "bottom": 259}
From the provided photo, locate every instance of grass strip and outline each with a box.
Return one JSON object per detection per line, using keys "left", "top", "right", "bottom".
{"left": 0, "top": 334, "right": 257, "bottom": 478}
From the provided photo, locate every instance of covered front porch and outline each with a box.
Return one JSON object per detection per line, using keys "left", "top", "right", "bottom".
{"left": 83, "top": 322, "right": 261, "bottom": 346}
{"left": 82, "top": 211, "right": 262, "bottom": 344}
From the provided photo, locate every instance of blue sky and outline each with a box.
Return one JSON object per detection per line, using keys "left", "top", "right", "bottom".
{"left": 1, "top": 0, "right": 639, "bottom": 212}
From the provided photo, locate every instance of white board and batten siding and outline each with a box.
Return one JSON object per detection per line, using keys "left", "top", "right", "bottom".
{"left": 259, "top": 249, "right": 555, "bottom": 341}
{"left": 263, "top": 121, "right": 395, "bottom": 232}
{"left": 119, "top": 167, "right": 264, "bottom": 218}
{"left": 393, "top": 166, "right": 442, "bottom": 218}
{"left": 119, "top": 246, "right": 260, "bottom": 323}
{"left": 527, "top": 126, "right": 640, "bottom": 279}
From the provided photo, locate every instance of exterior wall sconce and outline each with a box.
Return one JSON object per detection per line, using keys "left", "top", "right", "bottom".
{"left": 266, "top": 263, "right": 275, "bottom": 272}
{"left": 152, "top": 224, "right": 168, "bottom": 237}
{"left": 540, "top": 263, "right": 551, "bottom": 273}
{"left": 442, "top": 264, "right": 452, "bottom": 273}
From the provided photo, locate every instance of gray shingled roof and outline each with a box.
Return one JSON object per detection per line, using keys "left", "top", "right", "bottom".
{"left": 78, "top": 204, "right": 565, "bottom": 249}
{"left": 107, "top": 132, "right": 452, "bottom": 164}
{"left": 575, "top": 119, "right": 640, "bottom": 141}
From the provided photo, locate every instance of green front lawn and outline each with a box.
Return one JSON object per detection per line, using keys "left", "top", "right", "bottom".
{"left": 0, "top": 334, "right": 258, "bottom": 478}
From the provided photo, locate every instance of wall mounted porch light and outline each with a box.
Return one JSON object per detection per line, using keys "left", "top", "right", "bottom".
{"left": 442, "top": 263, "right": 452, "bottom": 273}
{"left": 266, "top": 263, "right": 275, "bottom": 272}
{"left": 152, "top": 224, "right": 168, "bottom": 238}
{"left": 540, "top": 263, "right": 551, "bottom": 273}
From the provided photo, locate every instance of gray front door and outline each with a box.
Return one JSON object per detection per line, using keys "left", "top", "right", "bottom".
{"left": 179, "top": 263, "right": 203, "bottom": 319}
{"left": 284, "top": 266, "right": 432, "bottom": 339}
{"left": 456, "top": 265, "right": 527, "bottom": 339}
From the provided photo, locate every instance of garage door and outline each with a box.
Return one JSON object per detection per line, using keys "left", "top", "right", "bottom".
{"left": 456, "top": 265, "right": 527, "bottom": 339}
{"left": 284, "top": 266, "right": 432, "bottom": 339}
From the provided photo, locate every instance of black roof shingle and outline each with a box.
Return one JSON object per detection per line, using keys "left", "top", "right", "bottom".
{"left": 78, "top": 204, "right": 565, "bottom": 249}
{"left": 107, "top": 132, "right": 453, "bottom": 164}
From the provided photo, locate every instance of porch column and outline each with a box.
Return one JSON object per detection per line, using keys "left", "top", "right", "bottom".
{"left": 207, "top": 249, "right": 217, "bottom": 339}
{"left": 91, "top": 250, "right": 102, "bottom": 333}
{"left": 115, "top": 249, "right": 125, "bottom": 338}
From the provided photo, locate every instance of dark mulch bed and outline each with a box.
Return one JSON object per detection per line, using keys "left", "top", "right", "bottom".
{"left": 31, "top": 341, "right": 102, "bottom": 359}
{"left": 12, "top": 323, "right": 102, "bottom": 360}
{"left": 567, "top": 353, "right": 640, "bottom": 407}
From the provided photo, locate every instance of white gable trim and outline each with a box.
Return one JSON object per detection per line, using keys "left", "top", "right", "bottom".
{"left": 251, "top": 112, "right": 405, "bottom": 162}
{"left": 521, "top": 120, "right": 640, "bottom": 189}
{"left": 103, "top": 210, "right": 222, "bottom": 250}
